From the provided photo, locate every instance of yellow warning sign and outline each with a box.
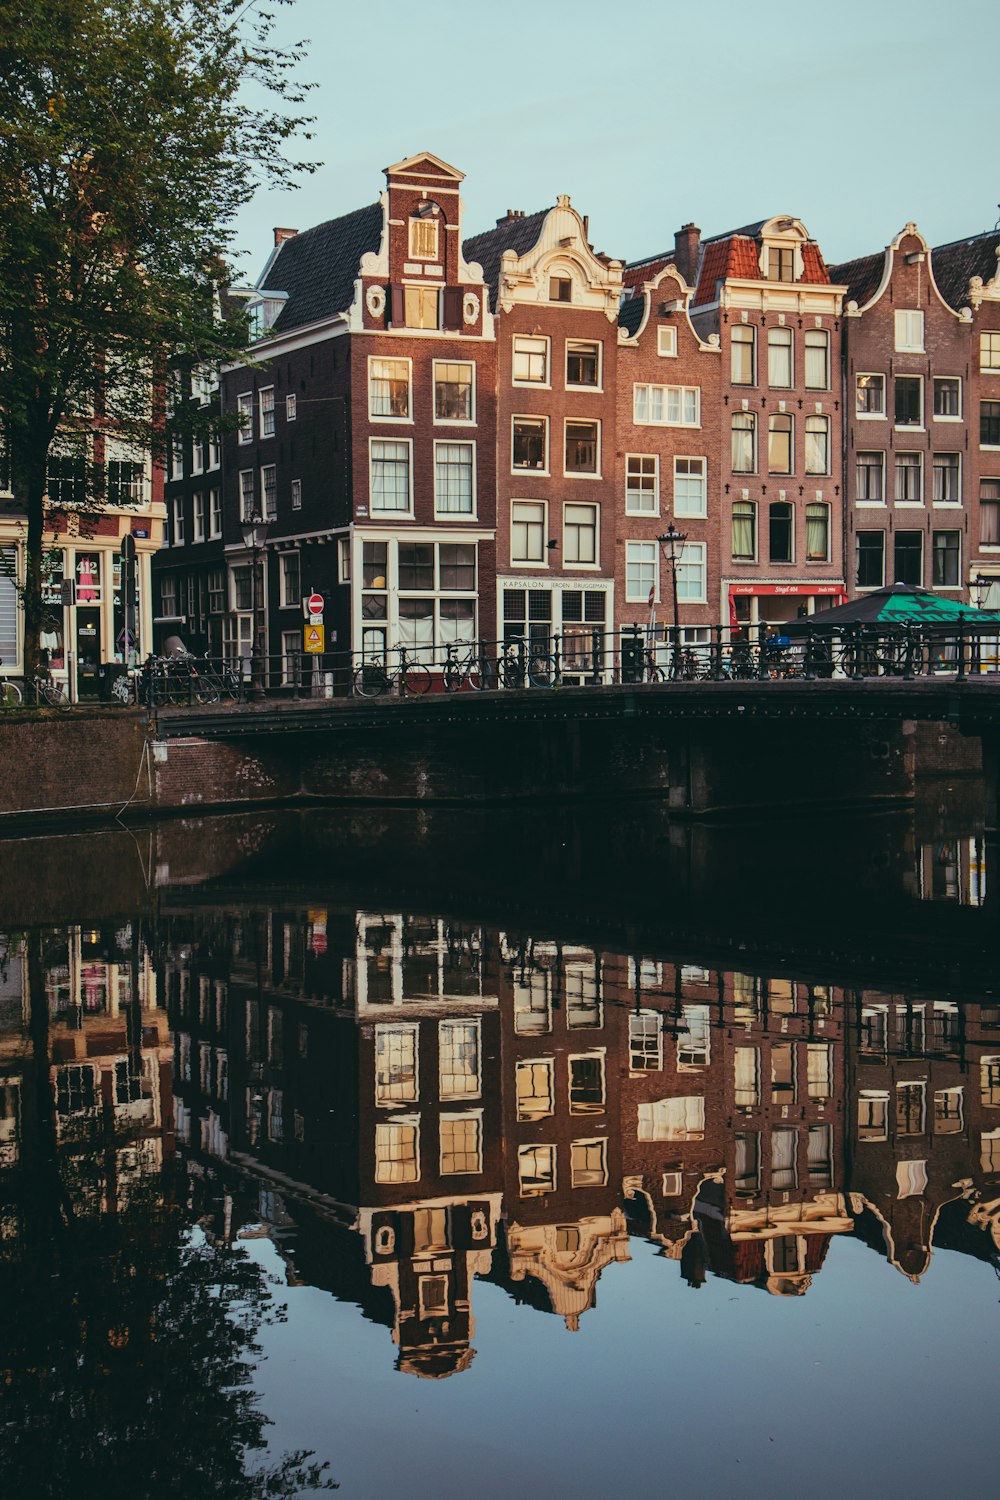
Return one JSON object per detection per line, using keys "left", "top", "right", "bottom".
{"left": 303, "top": 623, "right": 325, "bottom": 654}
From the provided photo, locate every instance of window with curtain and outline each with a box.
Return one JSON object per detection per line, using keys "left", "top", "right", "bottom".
{"left": 732, "top": 412, "right": 756, "bottom": 472}
{"left": 804, "top": 329, "right": 829, "bottom": 389}
{"left": 768, "top": 413, "right": 793, "bottom": 473}
{"left": 806, "top": 502, "right": 829, "bottom": 561}
{"left": 732, "top": 500, "right": 756, "bottom": 560}
{"left": 767, "top": 326, "right": 793, "bottom": 387}
{"left": 731, "top": 324, "right": 755, "bottom": 384}
{"left": 805, "top": 416, "right": 829, "bottom": 474}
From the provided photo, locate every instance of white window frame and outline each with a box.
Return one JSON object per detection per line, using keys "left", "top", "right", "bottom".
{"left": 767, "top": 325, "right": 794, "bottom": 389}
{"left": 894, "top": 449, "right": 924, "bottom": 505}
{"left": 657, "top": 325, "right": 677, "bottom": 358}
{"left": 433, "top": 440, "right": 476, "bottom": 520}
{"left": 260, "top": 463, "right": 277, "bottom": 521}
{"left": 367, "top": 356, "right": 412, "bottom": 423}
{"left": 515, "top": 1058, "right": 555, "bottom": 1122}
{"left": 673, "top": 456, "right": 707, "bottom": 518}
{"left": 408, "top": 215, "right": 438, "bottom": 261}
{"left": 191, "top": 436, "right": 204, "bottom": 477}
{"left": 432, "top": 359, "right": 476, "bottom": 426}
{"left": 804, "top": 415, "right": 831, "bottom": 476}
{"left": 570, "top": 1137, "right": 608, "bottom": 1188}
{"left": 856, "top": 373, "right": 886, "bottom": 419}
{"left": 895, "top": 373, "right": 924, "bottom": 430}
{"left": 676, "top": 540, "right": 706, "bottom": 604}
{"left": 562, "top": 501, "right": 599, "bottom": 569}
{"left": 207, "top": 432, "right": 221, "bottom": 470}
{"left": 565, "top": 339, "right": 603, "bottom": 391}
{"left": 633, "top": 384, "right": 701, "bottom": 428}
{"left": 625, "top": 453, "right": 659, "bottom": 516}
{"left": 511, "top": 414, "right": 549, "bottom": 475}
{"left": 237, "top": 392, "right": 253, "bottom": 444}
{"left": 279, "top": 551, "right": 300, "bottom": 609}
{"left": 208, "top": 486, "right": 222, "bottom": 539}
{"left": 932, "top": 376, "right": 962, "bottom": 422}
{"left": 512, "top": 334, "right": 550, "bottom": 388}
{"left": 932, "top": 451, "right": 962, "bottom": 507}
{"left": 259, "top": 386, "right": 275, "bottom": 439}
{"left": 438, "top": 1017, "right": 482, "bottom": 1102}
{"left": 855, "top": 450, "right": 886, "bottom": 506}
{"left": 510, "top": 499, "right": 547, "bottom": 566}
{"left": 171, "top": 496, "right": 185, "bottom": 546}
{"left": 192, "top": 492, "right": 205, "bottom": 543}
{"left": 285, "top": 393, "right": 297, "bottom": 421}
{"left": 731, "top": 323, "right": 756, "bottom": 386}
{"left": 804, "top": 328, "right": 830, "bottom": 391}
{"left": 439, "top": 1111, "right": 483, "bottom": 1176}
{"left": 625, "top": 540, "right": 659, "bottom": 603}
{"left": 369, "top": 437, "right": 413, "bottom": 517}
{"left": 895, "top": 308, "right": 925, "bottom": 353}
{"left": 563, "top": 417, "right": 601, "bottom": 478}
{"left": 291, "top": 478, "right": 302, "bottom": 511}
{"left": 374, "top": 1117, "right": 420, "bottom": 1184}
{"left": 374, "top": 1022, "right": 419, "bottom": 1107}
{"left": 518, "top": 1142, "right": 557, "bottom": 1196}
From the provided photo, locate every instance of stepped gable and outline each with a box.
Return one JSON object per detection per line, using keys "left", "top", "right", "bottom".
{"left": 462, "top": 209, "right": 550, "bottom": 309}
{"left": 931, "top": 228, "right": 1000, "bottom": 309}
{"left": 828, "top": 250, "right": 885, "bottom": 308}
{"left": 257, "top": 201, "right": 383, "bottom": 333}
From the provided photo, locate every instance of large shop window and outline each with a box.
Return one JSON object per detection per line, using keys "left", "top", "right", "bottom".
{"left": 397, "top": 542, "right": 477, "bottom": 662}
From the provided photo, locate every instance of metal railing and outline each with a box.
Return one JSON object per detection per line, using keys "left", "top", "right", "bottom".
{"left": 124, "top": 621, "right": 1000, "bottom": 708}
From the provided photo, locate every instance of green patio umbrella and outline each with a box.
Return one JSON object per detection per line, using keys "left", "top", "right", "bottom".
{"left": 785, "top": 583, "right": 1000, "bottom": 633}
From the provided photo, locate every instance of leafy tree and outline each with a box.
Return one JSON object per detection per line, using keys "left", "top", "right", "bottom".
{"left": 0, "top": 0, "right": 314, "bottom": 675}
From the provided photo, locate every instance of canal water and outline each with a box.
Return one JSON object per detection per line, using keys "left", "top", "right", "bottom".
{"left": 1, "top": 793, "right": 998, "bottom": 1498}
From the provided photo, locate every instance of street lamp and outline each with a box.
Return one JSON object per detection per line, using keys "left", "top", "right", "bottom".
{"left": 240, "top": 512, "right": 271, "bottom": 701}
{"left": 657, "top": 524, "right": 688, "bottom": 679}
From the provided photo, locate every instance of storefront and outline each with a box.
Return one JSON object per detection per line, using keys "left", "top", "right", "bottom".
{"left": 497, "top": 577, "right": 613, "bottom": 683}
{"left": 726, "top": 582, "right": 848, "bottom": 630}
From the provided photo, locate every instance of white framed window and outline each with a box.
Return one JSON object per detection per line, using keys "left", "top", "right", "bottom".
{"left": 511, "top": 500, "right": 546, "bottom": 564}
{"left": 673, "top": 456, "right": 706, "bottom": 517}
{"left": 563, "top": 502, "right": 599, "bottom": 566}
{"left": 512, "top": 415, "right": 548, "bottom": 472}
{"left": 208, "top": 567, "right": 225, "bottom": 612}
{"left": 895, "top": 450, "right": 923, "bottom": 503}
{"left": 732, "top": 411, "right": 756, "bottom": 472}
{"left": 260, "top": 464, "right": 277, "bottom": 521}
{"left": 285, "top": 393, "right": 297, "bottom": 421}
{"left": 512, "top": 335, "right": 549, "bottom": 386}
{"left": 806, "top": 501, "right": 830, "bottom": 561}
{"left": 856, "top": 373, "right": 885, "bottom": 417}
{"left": 281, "top": 630, "right": 301, "bottom": 686}
{"left": 657, "top": 325, "right": 677, "bottom": 357}
{"left": 208, "top": 432, "right": 221, "bottom": 470}
{"left": 804, "top": 328, "right": 829, "bottom": 390}
{"left": 279, "top": 552, "right": 300, "bottom": 608}
{"left": 732, "top": 499, "right": 757, "bottom": 560}
{"left": 434, "top": 360, "right": 475, "bottom": 423}
{"left": 633, "top": 384, "right": 700, "bottom": 427}
{"left": 434, "top": 441, "right": 475, "bottom": 517}
{"left": 516, "top": 1059, "right": 554, "bottom": 1121}
{"left": 375, "top": 1119, "right": 419, "bottom": 1183}
{"left": 439, "top": 1018, "right": 481, "bottom": 1101}
{"left": 731, "top": 324, "right": 756, "bottom": 385}
{"left": 338, "top": 536, "right": 350, "bottom": 582}
{"left": 568, "top": 1052, "right": 606, "bottom": 1113}
{"left": 676, "top": 540, "right": 706, "bottom": 602}
{"left": 980, "top": 332, "right": 1000, "bottom": 373}
{"left": 291, "top": 478, "right": 301, "bottom": 510}
{"left": 259, "top": 386, "right": 275, "bottom": 438}
{"left": 375, "top": 1023, "right": 418, "bottom": 1105}
{"left": 192, "top": 493, "right": 205, "bottom": 543}
{"left": 566, "top": 340, "right": 601, "bottom": 389}
{"left": 638, "top": 1096, "right": 705, "bottom": 1142}
{"left": 208, "top": 486, "right": 222, "bottom": 538}
{"left": 933, "top": 377, "right": 961, "bottom": 419}
{"left": 856, "top": 451, "right": 885, "bottom": 503}
{"left": 626, "top": 540, "right": 658, "bottom": 602}
{"left": 237, "top": 392, "right": 253, "bottom": 443}
{"left": 858, "top": 1090, "right": 889, "bottom": 1140}
{"left": 895, "top": 375, "right": 923, "bottom": 428}
{"left": 170, "top": 437, "right": 183, "bottom": 481}
{"left": 570, "top": 1137, "right": 607, "bottom": 1187}
{"left": 564, "top": 419, "right": 600, "bottom": 476}
{"left": 408, "top": 214, "right": 438, "bottom": 260}
{"left": 171, "top": 496, "right": 185, "bottom": 545}
{"left": 403, "top": 284, "right": 439, "bottom": 330}
{"left": 549, "top": 273, "right": 572, "bottom": 303}
{"left": 518, "top": 1142, "right": 556, "bottom": 1196}
{"left": 895, "top": 309, "right": 925, "bottom": 352}
{"left": 734, "top": 1046, "right": 760, "bottom": 1108}
{"left": 440, "top": 1112, "right": 482, "bottom": 1175}
{"left": 805, "top": 415, "right": 830, "bottom": 475}
{"left": 628, "top": 1009, "right": 662, "bottom": 1071}
{"left": 191, "top": 437, "right": 203, "bottom": 476}
{"left": 767, "top": 326, "right": 793, "bottom": 388}
{"left": 370, "top": 439, "right": 412, "bottom": 515}
{"left": 368, "top": 357, "right": 411, "bottom": 421}
{"left": 932, "top": 451, "right": 961, "bottom": 504}
{"left": 626, "top": 454, "right": 659, "bottom": 515}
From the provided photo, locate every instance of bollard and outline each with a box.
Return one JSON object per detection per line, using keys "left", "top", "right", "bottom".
{"left": 757, "top": 622, "right": 768, "bottom": 679}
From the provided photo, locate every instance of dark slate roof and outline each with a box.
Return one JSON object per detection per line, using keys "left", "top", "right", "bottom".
{"left": 617, "top": 295, "right": 646, "bottom": 336}
{"left": 828, "top": 250, "right": 885, "bottom": 308}
{"left": 462, "top": 210, "right": 549, "bottom": 309}
{"left": 932, "top": 229, "right": 1000, "bottom": 309}
{"left": 258, "top": 202, "right": 383, "bottom": 333}
{"left": 702, "top": 219, "right": 766, "bottom": 245}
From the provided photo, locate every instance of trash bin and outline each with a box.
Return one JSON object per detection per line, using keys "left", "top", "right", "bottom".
{"left": 621, "top": 629, "right": 645, "bottom": 684}
{"left": 99, "top": 664, "right": 128, "bottom": 702}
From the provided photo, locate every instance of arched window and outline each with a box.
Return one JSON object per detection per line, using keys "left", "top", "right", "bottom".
{"left": 768, "top": 327, "right": 793, "bottom": 388}
{"left": 804, "top": 329, "right": 829, "bottom": 390}
{"left": 806, "top": 502, "right": 830, "bottom": 561}
{"left": 768, "top": 413, "right": 793, "bottom": 474}
{"left": 732, "top": 500, "right": 756, "bottom": 560}
{"left": 769, "top": 501, "right": 794, "bottom": 563}
{"left": 805, "top": 415, "right": 829, "bottom": 475}
{"left": 732, "top": 411, "right": 756, "bottom": 473}
{"left": 731, "top": 324, "right": 756, "bottom": 385}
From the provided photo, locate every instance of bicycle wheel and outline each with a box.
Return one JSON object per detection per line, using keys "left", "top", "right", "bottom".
{"left": 497, "top": 654, "right": 525, "bottom": 690}
{"left": 1, "top": 679, "right": 22, "bottom": 707}
{"left": 354, "top": 662, "right": 388, "bottom": 697}
{"left": 442, "top": 662, "right": 461, "bottom": 693}
{"left": 400, "top": 662, "right": 432, "bottom": 696}
{"left": 466, "top": 657, "right": 493, "bottom": 691}
{"left": 41, "top": 679, "right": 67, "bottom": 705}
{"left": 527, "top": 654, "right": 557, "bottom": 688}
{"left": 193, "top": 674, "right": 221, "bottom": 705}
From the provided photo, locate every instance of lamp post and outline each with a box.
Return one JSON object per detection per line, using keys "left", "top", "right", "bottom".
{"left": 657, "top": 524, "right": 688, "bottom": 679}
{"left": 240, "top": 512, "right": 271, "bottom": 702}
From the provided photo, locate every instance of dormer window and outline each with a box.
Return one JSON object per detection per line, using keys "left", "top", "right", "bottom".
{"left": 408, "top": 213, "right": 438, "bottom": 261}
{"left": 767, "top": 247, "right": 795, "bottom": 282}
{"left": 549, "top": 275, "right": 572, "bottom": 303}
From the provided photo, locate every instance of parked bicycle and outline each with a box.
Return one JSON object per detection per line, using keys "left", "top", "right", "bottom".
{"left": 353, "top": 646, "right": 432, "bottom": 698}
{"left": 442, "top": 642, "right": 494, "bottom": 692}
{"left": 496, "top": 639, "right": 558, "bottom": 689}
{"left": 0, "top": 663, "right": 68, "bottom": 707}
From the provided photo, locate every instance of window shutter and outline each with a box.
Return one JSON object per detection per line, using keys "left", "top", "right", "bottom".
{"left": 390, "top": 284, "right": 404, "bottom": 327}
{"left": 442, "top": 287, "right": 463, "bottom": 330}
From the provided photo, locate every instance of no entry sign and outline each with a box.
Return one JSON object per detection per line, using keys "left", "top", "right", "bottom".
{"left": 307, "top": 592, "right": 324, "bottom": 616}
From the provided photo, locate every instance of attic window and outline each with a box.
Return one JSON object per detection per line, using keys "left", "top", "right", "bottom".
{"left": 766, "top": 247, "right": 795, "bottom": 283}
{"left": 549, "top": 275, "right": 572, "bottom": 303}
{"left": 409, "top": 217, "right": 438, "bottom": 260}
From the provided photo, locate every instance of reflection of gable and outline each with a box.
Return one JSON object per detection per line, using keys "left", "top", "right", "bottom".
{"left": 505, "top": 1211, "right": 630, "bottom": 1328}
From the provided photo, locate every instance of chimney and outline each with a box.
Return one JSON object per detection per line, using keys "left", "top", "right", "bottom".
{"left": 673, "top": 222, "right": 701, "bottom": 285}
{"left": 273, "top": 226, "right": 299, "bottom": 247}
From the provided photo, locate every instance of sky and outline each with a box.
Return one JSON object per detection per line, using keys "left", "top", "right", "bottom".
{"left": 231, "top": 0, "right": 997, "bottom": 283}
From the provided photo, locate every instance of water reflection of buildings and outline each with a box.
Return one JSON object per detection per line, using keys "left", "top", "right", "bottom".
{"left": 159, "top": 904, "right": 1000, "bottom": 1374}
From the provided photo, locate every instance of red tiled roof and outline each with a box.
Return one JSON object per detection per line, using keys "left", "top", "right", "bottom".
{"left": 801, "top": 242, "right": 831, "bottom": 284}
{"left": 692, "top": 236, "right": 760, "bottom": 305}
{"left": 621, "top": 255, "right": 674, "bottom": 291}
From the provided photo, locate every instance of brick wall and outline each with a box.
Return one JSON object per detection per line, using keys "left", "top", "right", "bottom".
{"left": 0, "top": 707, "right": 151, "bottom": 821}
